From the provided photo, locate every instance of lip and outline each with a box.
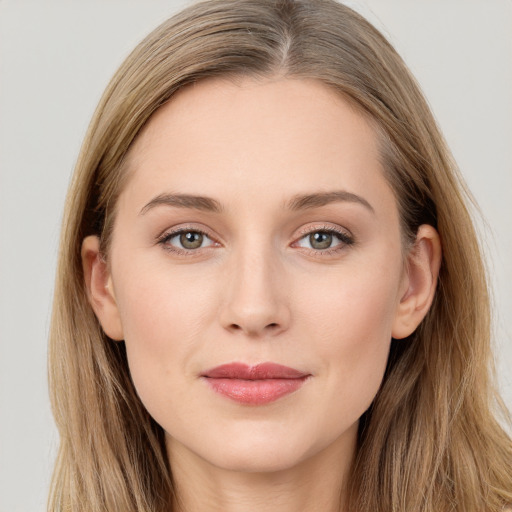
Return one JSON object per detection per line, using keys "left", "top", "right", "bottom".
{"left": 201, "top": 362, "right": 310, "bottom": 405}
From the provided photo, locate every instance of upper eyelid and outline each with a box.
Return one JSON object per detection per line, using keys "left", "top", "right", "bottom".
{"left": 157, "top": 224, "right": 217, "bottom": 241}
{"left": 158, "top": 224, "right": 350, "bottom": 238}
{"left": 162, "top": 228, "right": 215, "bottom": 241}
{"left": 294, "top": 223, "right": 353, "bottom": 239}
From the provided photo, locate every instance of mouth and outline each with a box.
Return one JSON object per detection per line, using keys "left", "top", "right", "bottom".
{"left": 201, "top": 362, "right": 311, "bottom": 405}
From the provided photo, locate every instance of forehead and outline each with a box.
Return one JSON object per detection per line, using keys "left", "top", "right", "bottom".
{"left": 120, "top": 76, "right": 393, "bottom": 216}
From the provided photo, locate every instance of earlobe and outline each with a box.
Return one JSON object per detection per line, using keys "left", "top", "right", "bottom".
{"left": 81, "top": 235, "right": 124, "bottom": 341}
{"left": 392, "top": 225, "right": 442, "bottom": 340}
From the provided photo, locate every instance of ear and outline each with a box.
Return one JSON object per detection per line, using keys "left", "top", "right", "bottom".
{"left": 81, "top": 235, "right": 124, "bottom": 341}
{"left": 392, "top": 224, "right": 442, "bottom": 340}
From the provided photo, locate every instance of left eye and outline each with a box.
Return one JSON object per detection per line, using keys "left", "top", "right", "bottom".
{"left": 162, "top": 230, "right": 215, "bottom": 250}
{"left": 295, "top": 230, "right": 352, "bottom": 250}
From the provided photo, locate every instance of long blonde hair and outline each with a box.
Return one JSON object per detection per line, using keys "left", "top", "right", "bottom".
{"left": 48, "top": 0, "right": 512, "bottom": 510}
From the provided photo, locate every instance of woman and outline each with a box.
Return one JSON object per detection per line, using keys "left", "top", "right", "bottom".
{"left": 48, "top": 0, "right": 512, "bottom": 510}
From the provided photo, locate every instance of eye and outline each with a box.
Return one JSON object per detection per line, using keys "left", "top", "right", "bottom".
{"left": 159, "top": 229, "right": 216, "bottom": 252}
{"left": 294, "top": 228, "right": 354, "bottom": 251}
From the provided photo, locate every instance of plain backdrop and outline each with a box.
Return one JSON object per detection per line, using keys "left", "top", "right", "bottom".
{"left": 0, "top": 1, "right": 511, "bottom": 510}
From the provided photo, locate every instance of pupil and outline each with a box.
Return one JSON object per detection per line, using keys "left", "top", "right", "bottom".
{"left": 310, "top": 232, "right": 332, "bottom": 250}
{"left": 180, "top": 232, "right": 203, "bottom": 249}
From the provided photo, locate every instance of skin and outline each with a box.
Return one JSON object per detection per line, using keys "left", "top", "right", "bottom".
{"left": 83, "top": 76, "right": 441, "bottom": 512}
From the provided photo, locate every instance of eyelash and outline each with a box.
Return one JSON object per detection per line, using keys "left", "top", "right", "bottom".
{"left": 293, "top": 225, "right": 355, "bottom": 256}
{"left": 156, "top": 225, "right": 354, "bottom": 257}
{"left": 156, "top": 225, "right": 219, "bottom": 256}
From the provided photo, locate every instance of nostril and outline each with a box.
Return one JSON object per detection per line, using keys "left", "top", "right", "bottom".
{"left": 228, "top": 322, "right": 280, "bottom": 334}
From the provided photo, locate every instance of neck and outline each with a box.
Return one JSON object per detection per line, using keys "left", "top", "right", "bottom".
{"left": 167, "top": 423, "right": 357, "bottom": 512}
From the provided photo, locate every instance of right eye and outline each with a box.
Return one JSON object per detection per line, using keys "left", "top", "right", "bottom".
{"left": 158, "top": 229, "right": 217, "bottom": 252}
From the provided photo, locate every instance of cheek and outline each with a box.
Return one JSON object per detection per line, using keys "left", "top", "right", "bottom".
{"left": 297, "top": 260, "right": 401, "bottom": 414}
{"left": 111, "top": 260, "right": 217, "bottom": 408}
{"left": 115, "top": 255, "right": 217, "bottom": 338}
{"left": 300, "top": 259, "right": 401, "bottom": 348}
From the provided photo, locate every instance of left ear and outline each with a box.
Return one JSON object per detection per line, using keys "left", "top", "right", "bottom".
{"left": 392, "top": 224, "right": 442, "bottom": 339}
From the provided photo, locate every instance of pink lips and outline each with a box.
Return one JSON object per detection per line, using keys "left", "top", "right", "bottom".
{"left": 201, "top": 362, "right": 310, "bottom": 405}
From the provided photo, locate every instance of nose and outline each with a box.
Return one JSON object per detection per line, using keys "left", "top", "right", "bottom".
{"left": 218, "top": 244, "right": 291, "bottom": 338}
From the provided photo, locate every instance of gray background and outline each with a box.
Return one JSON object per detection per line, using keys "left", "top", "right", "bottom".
{"left": 0, "top": 1, "right": 511, "bottom": 510}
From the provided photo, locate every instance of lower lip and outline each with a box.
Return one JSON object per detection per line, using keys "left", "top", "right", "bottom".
{"left": 203, "top": 377, "right": 309, "bottom": 405}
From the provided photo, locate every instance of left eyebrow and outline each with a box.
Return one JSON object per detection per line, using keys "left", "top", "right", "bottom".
{"left": 139, "top": 193, "right": 224, "bottom": 215}
{"left": 286, "top": 190, "right": 375, "bottom": 214}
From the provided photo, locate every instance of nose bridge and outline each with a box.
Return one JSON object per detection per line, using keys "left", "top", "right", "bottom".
{"left": 220, "top": 235, "right": 290, "bottom": 337}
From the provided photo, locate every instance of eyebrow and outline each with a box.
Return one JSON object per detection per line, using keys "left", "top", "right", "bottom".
{"left": 139, "top": 193, "right": 223, "bottom": 215}
{"left": 139, "top": 190, "right": 374, "bottom": 216}
{"left": 286, "top": 190, "right": 375, "bottom": 213}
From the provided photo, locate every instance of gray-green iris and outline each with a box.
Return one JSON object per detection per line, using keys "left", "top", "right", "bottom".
{"left": 180, "top": 232, "right": 203, "bottom": 249}
{"left": 310, "top": 232, "right": 333, "bottom": 250}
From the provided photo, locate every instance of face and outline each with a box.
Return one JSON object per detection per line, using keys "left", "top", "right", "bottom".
{"left": 95, "top": 77, "right": 414, "bottom": 473}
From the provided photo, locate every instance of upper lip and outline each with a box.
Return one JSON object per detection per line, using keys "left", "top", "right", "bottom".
{"left": 202, "top": 362, "right": 309, "bottom": 380}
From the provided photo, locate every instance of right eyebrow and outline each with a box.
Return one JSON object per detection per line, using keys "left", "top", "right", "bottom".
{"left": 139, "top": 193, "right": 223, "bottom": 215}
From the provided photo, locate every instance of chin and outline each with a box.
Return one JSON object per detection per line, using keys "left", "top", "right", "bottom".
{"left": 168, "top": 426, "right": 314, "bottom": 475}
{"left": 203, "top": 424, "right": 335, "bottom": 474}
{"left": 210, "top": 444, "right": 309, "bottom": 474}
